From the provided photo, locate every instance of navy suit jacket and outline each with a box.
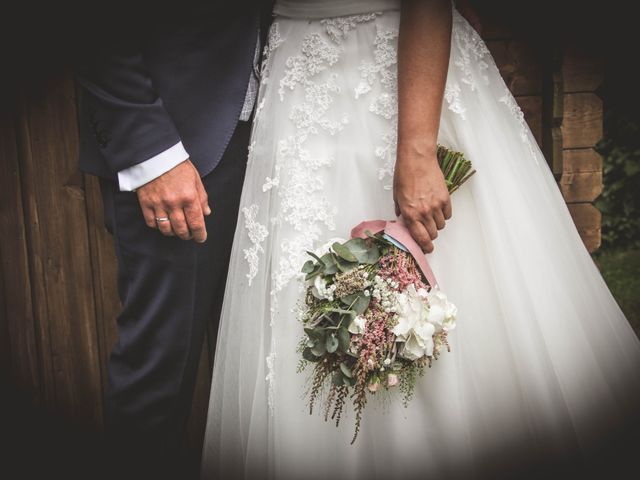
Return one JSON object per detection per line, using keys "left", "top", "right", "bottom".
{"left": 76, "top": 1, "right": 269, "bottom": 181}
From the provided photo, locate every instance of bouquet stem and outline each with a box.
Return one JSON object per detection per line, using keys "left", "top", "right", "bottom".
{"left": 437, "top": 144, "right": 475, "bottom": 194}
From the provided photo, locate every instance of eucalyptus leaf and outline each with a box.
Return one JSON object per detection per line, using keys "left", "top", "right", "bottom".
{"left": 319, "top": 312, "right": 341, "bottom": 327}
{"left": 302, "top": 347, "right": 321, "bottom": 362}
{"left": 326, "top": 334, "right": 339, "bottom": 353}
{"left": 335, "top": 255, "right": 358, "bottom": 273}
{"left": 341, "top": 292, "right": 370, "bottom": 315}
{"left": 310, "top": 341, "right": 326, "bottom": 357}
{"left": 321, "top": 253, "right": 339, "bottom": 275}
{"left": 306, "top": 311, "right": 327, "bottom": 328}
{"left": 304, "top": 264, "right": 324, "bottom": 281}
{"left": 301, "top": 260, "right": 315, "bottom": 274}
{"left": 339, "top": 362, "right": 352, "bottom": 378}
{"left": 332, "top": 242, "right": 358, "bottom": 263}
{"left": 343, "top": 238, "right": 380, "bottom": 264}
{"left": 306, "top": 251, "right": 323, "bottom": 263}
{"left": 326, "top": 307, "right": 356, "bottom": 317}
{"left": 338, "top": 314, "right": 354, "bottom": 330}
{"left": 337, "top": 327, "right": 351, "bottom": 353}
{"left": 304, "top": 327, "right": 325, "bottom": 341}
{"left": 324, "top": 264, "right": 339, "bottom": 275}
{"left": 343, "top": 376, "right": 356, "bottom": 387}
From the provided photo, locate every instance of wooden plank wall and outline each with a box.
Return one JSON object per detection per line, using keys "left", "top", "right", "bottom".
{"left": 482, "top": 17, "right": 604, "bottom": 252}
{"left": 560, "top": 46, "right": 604, "bottom": 252}
{"left": 0, "top": 25, "right": 604, "bottom": 469}
{"left": 0, "top": 75, "right": 214, "bottom": 454}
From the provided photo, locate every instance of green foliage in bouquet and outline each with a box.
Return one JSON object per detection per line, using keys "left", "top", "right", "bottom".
{"left": 437, "top": 144, "right": 476, "bottom": 193}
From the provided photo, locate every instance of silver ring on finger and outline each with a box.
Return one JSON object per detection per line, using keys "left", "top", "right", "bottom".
{"left": 155, "top": 216, "right": 170, "bottom": 223}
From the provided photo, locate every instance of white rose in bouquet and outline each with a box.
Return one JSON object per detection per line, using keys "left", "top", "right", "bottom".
{"left": 392, "top": 285, "right": 436, "bottom": 360}
{"left": 311, "top": 275, "right": 336, "bottom": 301}
{"left": 425, "top": 288, "right": 457, "bottom": 332}
{"left": 348, "top": 315, "right": 367, "bottom": 335}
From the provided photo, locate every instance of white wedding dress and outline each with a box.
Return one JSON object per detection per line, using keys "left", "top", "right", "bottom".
{"left": 202, "top": 1, "right": 640, "bottom": 479}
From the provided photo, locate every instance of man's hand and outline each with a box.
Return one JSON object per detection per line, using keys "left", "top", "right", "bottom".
{"left": 136, "top": 159, "right": 211, "bottom": 243}
{"left": 393, "top": 150, "right": 451, "bottom": 253}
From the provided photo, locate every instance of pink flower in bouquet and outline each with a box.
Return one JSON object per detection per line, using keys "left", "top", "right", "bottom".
{"left": 378, "top": 250, "right": 427, "bottom": 293}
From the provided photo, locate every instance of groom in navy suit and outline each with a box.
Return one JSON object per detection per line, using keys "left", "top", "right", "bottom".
{"left": 76, "top": 1, "right": 271, "bottom": 477}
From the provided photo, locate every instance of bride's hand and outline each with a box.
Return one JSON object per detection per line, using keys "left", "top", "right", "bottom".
{"left": 395, "top": 0, "right": 452, "bottom": 253}
{"left": 393, "top": 150, "right": 451, "bottom": 253}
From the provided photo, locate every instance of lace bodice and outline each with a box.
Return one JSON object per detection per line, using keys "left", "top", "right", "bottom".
{"left": 274, "top": 0, "right": 401, "bottom": 19}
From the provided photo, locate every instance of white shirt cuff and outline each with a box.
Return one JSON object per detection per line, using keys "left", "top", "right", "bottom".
{"left": 117, "top": 142, "right": 189, "bottom": 191}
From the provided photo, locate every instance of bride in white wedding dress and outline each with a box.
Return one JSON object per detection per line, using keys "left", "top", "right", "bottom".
{"left": 202, "top": 1, "right": 640, "bottom": 479}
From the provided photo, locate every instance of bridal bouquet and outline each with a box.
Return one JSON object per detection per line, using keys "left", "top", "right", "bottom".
{"left": 297, "top": 145, "right": 474, "bottom": 443}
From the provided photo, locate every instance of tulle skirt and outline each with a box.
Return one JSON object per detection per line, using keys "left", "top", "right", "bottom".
{"left": 202, "top": 8, "right": 640, "bottom": 480}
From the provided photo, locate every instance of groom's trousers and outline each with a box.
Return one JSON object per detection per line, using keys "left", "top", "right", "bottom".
{"left": 98, "top": 120, "right": 250, "bottom": 478}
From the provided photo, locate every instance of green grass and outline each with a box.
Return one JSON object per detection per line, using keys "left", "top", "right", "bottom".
{"left": 593, "top": 248, "right": 640, "bottom": 337}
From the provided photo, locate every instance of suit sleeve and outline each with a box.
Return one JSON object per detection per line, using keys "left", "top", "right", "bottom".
{"left": 76, "top": 36, "right": 184, "bottom": 175}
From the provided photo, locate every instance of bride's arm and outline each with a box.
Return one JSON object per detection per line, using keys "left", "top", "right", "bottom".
{"left": 394, "top": 0, "right": 452, "bottom": 253}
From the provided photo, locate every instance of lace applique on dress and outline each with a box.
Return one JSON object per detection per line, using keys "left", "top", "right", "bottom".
{"left": 260, "top": 22, "right": 284, "bottom": 86}
{"left": 271, "top": 136, "right": 337, "bottom": 293}
{"left": 262, "top": 164, "right": 281, "bottom": 192}
{"left": 241, "top": 25, "right": 284, "bottom": 281}
{"left": 320, "top": 13, "right": 381, "bottom": 43}
{"left": 451, "top": 11, "right": 490, "bottom": 91}
{"left": 445, "top": 82, "right": 466, "bottom": 119}
{"left": 265, "top": 346, "right": 276, "bottom": 410}
{"left": 242, "top": 204, "right": 269, "bottom": 285}
{"left": 354, "top": 23, "right": 399, "bottom": 189}
{"left": 245, "top": 14, "right": 386, "bottom": 293}
{"left": 269, "top": 17, "right": 385, "bottom": 292}
{"left": 289, "top": 74, "right": 349, "bottom": 138}
{"left": 498, "top": 89, "right": 541, "bottom": 165}
{"left": 278, "top": 34, "right": 341, "bottom": 100}
{"left": 443, "top": 11, "right": 490, "bottom": 118}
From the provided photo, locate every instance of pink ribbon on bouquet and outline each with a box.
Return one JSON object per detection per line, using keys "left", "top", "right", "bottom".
{"left": 350, "top": 219, "right": 438, "bottom": 288}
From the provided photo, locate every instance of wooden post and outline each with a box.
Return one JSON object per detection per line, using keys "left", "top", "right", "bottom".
{"left": 560, "top": 45, "right": 604, "bottom": 252}
{"left": 542, "top": 46, "right": 564, "bottom": 180}
{"left": 0, "top": 108, "right": 42, "bottom": 407}
{"left": 12, "top": 73, "right": 104, "bottom": 427}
